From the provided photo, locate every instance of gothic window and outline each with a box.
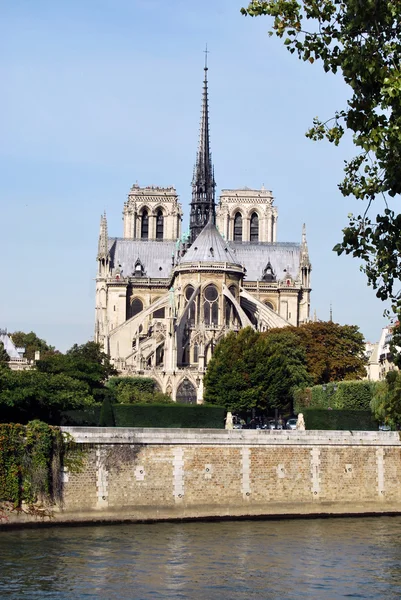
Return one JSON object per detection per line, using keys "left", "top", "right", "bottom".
{"left": 203, "top": 284, "right": 219, "bottom": 325}
{"left": 155, "top": 344, "right": 164, "bottom": 366}
{"left": 193, "top": 343, "right": 199, "bottom": 363}
{"left": 234, "top": 212, "right": 243, "bottom": 241}
{"left": 131, "top": 298, "right": 143, "bottom": 317}
{"left": 185, "top": 285, "right": 194, "bottom": 301}
{"left": 264, "top": 301, "right": 274, "bottom": 310}
{"left": 185, "top": 285, "right": 196, "bottom": 325}
{"left": 156, "top": 209, "right": 164, "bottom": 240}
{"left": 176, "top": 378, "right": 197, "bottom": 404}
{"left": 141, "top": 209, "right": 149, "bottom": 239}
{"left": 250, "top": 212, "right": 259, "bottom": 242}
{"left": 225, "top": 298, "right": 232, "bottom": 325}
{"left": 153, "top": 307, "right": 165, "bottom": 319}
{"left": 229, "top": 285, "right": 237, "bottom": 298}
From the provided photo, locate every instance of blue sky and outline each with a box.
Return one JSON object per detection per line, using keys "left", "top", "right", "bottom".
{"left": 1, "top": 0, "right": 390, "bottom": 351}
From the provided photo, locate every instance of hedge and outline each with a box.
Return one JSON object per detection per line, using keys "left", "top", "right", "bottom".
{"left": 61, "top": 404, "right": 226, "bottom": 429}
{"left": 303, "top": 409, "right": 377, "bottom": 431}
{"left": 294, "top": 380, "right": 378, "bottom": 413}
{"left": 60, "top": 406, "right": 101, "bottom": 426}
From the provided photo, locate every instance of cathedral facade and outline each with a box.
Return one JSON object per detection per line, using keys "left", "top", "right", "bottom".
{"left": 95, "top": 63, "right": 312, "bottom": 403}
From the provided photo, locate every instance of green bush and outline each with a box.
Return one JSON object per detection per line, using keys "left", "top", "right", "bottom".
{"left": 60, "top": 404, "right": 226, "bottom": 428}
{"left": 303, "top": 409, "right": 377, "bottom": 431}
{"left": 60, "top": 406, "right": 101, "bottom": 426}
{"left": 106, "top": 376, "right": 172, "bottom": 404}
{"left": 113, "top": 404, "right": 226, "bottom": 428}
{"left": 294, "top": 380, "right": 378, "bottom": 413}
{"left": 99, "top": 396, "right": 115, "bottom": 427}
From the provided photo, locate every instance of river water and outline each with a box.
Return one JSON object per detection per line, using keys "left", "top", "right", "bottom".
{"left": 1, "top": 517, "right": 401, "bottom": 599}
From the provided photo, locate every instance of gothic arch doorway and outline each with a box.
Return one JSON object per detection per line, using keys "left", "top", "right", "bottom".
{"left": 176, "top": 378, "right": 197, "bottom": 404}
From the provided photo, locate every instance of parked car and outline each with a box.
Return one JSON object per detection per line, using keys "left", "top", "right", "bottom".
{"left": 379, "top": 424, "right": 391, "bottom": 431}
{"left": 286, "top": 418, "right": 297, "bottom": 430}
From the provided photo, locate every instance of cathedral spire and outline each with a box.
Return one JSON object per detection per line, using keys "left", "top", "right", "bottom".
{"left": 300, "top": 223, "right": 310, "bottom": 266}
{"left": 97, "top": 211, "right": 109, "bottom": 259}
{"left": 189, "top": 47, "right": 216, "bottom": 244}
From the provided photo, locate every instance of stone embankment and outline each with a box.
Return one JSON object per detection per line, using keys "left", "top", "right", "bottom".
{"left": 3, "top": 428, "right": 401, "bottom": 526}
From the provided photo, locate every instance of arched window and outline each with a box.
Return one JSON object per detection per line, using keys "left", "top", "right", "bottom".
{"left": 203, "top": 285, "right": 219, "bottom": 326}
{"left": 234, "top": 212, "right": 243, "bottom": 241}
{"left": 264, "top": 301, "right": 274, "bottom": 311}
{"left": 176, "top": 378, "right": 197, "bottom": 404}
{"left": 225, "top": 298, "right": 232, "bottom": 325}
{"left": 193, "top": 343, "right": 199, "bottom": 363}
{"left": 156, "top": 209, "right": 164, "bottom": 240}
{"left": 250, "top": 212, "right": 259, "bottom": 242}
{"left": 185, "top": 285, "right": 196, "bottom": 325}
{"left": 141, "top": 210, "right": 149, "bottom": 239}
{"left": 131, "top": 298, "right": 143, "bottom": 317}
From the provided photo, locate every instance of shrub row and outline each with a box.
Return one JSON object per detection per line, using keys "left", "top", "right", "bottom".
{"left": 61, "top": 404, "right": 226, "bottom": 429}
{"left": 303, "top": 409, "right": 377, "bottom": 431}
{"left": 294, "top": 380, "right": 378, "bottom": 413}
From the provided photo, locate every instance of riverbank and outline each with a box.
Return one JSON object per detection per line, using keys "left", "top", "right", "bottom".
{"left": 2, "top": 428, "right": 401, "bottom": 528}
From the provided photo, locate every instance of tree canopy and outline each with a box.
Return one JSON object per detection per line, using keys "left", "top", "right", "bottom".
{"left": 10, "top": 331, "right": 55, "bottom": 361}
{"left": 36, "top": 341, "right": 117, "bottom": 401}
{"left": 203, "top": 327, "right": 311, "bottom": 412}
{"left": 0, "top": 368, "right": 94, "bottom": 424}
{"left": 371, "top": 370, "right": 401, "bottom": 428}
{"left": 241, "top": 1, "right": 401, "bottom": 312}
{"left": 266, "top": 321, "right": 367, "bottom": 384}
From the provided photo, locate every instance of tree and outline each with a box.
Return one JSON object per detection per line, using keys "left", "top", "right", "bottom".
{"left": 99, "top": 396, "right": 115, "bottom": 427}
{"left": 0, "top": 342, "right": 10, "bottom": 365}
{"left": 371, "top": 370, "right": 401, "bottom": 428}
{"left": 204, "top": 327, "right": 310, "bottom": 413}
{"left": 0, "top": 368, "right": 94, "bottom": 423}
{"left": 267, "top": 321, "right": 367, "bottom": 384}
{"left": 10, "top": 331, "right": 55, "bottom": 361}
{"left": 36, "top": 341, "right": 117, "bottom": 400}
{"left": 106, "top": 376, "right": 173, "bottom": 404}
{"left": 241, "top": 1, "right": 401, "bottom": 312}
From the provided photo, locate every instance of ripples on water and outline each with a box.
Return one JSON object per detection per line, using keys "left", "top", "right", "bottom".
{"left": 1, "top": 517, "right": 401, "bottom": 599}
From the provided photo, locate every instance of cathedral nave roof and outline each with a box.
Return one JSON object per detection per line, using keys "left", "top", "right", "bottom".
{"left": 108, "top": 238, "right": 176, "bottom": 278}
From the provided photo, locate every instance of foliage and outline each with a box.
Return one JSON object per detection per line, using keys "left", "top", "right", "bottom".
{"left": 0, "top": 368, "right": 94, "bottom": 424}
{"left": 10, "top": 331, "right": 55, "bottom": 361}
{"left": 371, "top": 370, "right": 401, "bottom": 427}
{"left": 106, "top": 376, "right": 173, "bottom": 404}
{"left": 241, "top": 1, "right": 401, "bottom": 311}
{"left": 303, "top": 409, "right": 377, "bottom": 431}
{"left": 204, "top": 327, "right": 311, "bottom": 412}
{"left": 36, "top": 341, "right": 117, "bottom": 398}
{"left": 0, "top": 421, "right": 65, "bottom": 510}
{"left": 113, "top": 404, "right": 226, "bottom": 428}
{"left": 294, "top": 380, "right": 378, "bottom": 413}
{"left": 268, "top": 321, "right": 367, "bottom": 384}
{"left": 60, "top": 404, "right": 226, "bottom": 428}
{"left": 0, "top": 342, "right": 10, "bottom": 364}
{"left": 60, "top": 406, "right": 102, "bottom": 426}
{"left": 99, "top": 396, "right": 115, "bottom": 427}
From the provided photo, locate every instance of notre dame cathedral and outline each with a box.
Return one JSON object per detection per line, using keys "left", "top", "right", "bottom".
{"left": 95, "top": 61, "right": 312, "bottom": 403}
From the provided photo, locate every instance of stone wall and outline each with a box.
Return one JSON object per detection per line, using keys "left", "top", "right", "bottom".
{"left": 4, "top": 428, "right": 401, "bottom": 526}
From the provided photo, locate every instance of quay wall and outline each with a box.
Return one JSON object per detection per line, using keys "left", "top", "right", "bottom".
{"left": 4, "top": 428, "right": 401, "bottom": 526}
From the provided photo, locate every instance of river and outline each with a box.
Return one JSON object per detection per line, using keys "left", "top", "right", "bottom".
{"left": 1, "top": 517, "right": 401, "bottom": 599}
